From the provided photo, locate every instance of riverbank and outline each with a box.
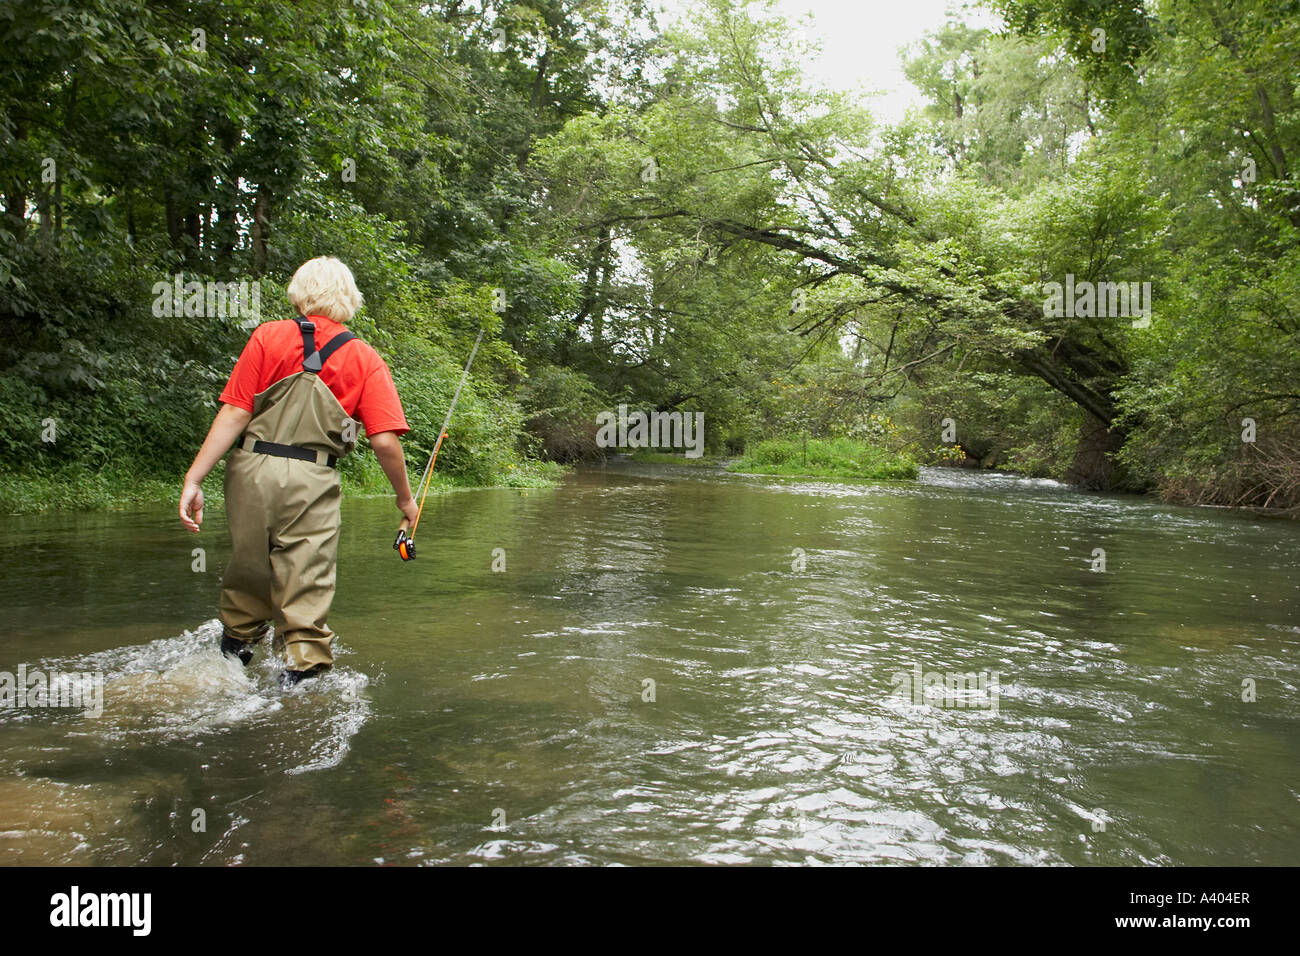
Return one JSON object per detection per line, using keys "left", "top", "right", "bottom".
{"left": 0, "top": 456, "right": 568, "bottom": 515}
{"left": 628, "top": 449, "right": 728, "bottom": 466}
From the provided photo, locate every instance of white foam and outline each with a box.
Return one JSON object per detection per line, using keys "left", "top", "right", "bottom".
{"left": 13, "top": 619, "right": 371, "bottom": 773}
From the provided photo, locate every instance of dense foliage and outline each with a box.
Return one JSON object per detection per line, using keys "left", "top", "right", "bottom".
{"left": 1, "top": 0, "right": 1296, "bottom": 513}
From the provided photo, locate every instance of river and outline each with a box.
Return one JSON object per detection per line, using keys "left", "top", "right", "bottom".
{"left": 1, "top": 462, "right": 1297, "bottom": 865}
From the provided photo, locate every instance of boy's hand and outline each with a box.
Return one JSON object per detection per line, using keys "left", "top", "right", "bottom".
{"left": 397, "top": 494, "right": 418, "bottom": 527}
{"left": 180, "top": 481, "right": 205, "bottom": 532}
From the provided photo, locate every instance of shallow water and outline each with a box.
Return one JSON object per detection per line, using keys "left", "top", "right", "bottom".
{"left": 1, "top": 462, "right": 1297, "bottom": 865}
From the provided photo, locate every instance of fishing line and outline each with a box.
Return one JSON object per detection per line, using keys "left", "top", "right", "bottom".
{"left": 394, "top": 325, "right": 486, "bottom": 561}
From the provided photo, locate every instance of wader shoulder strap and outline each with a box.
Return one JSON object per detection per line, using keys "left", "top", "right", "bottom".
{"left": 297, "top": 318, "right": 356, "bottom": 373}
{"left": 318, "top": 330, "right": 356, "bottom": 366}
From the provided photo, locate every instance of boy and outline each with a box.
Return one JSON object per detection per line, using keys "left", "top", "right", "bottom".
{"left": 179, "top": 257, "right": 418, "bottom": 686}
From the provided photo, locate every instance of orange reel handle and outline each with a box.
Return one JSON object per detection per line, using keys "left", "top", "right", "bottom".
{"left": 394, "top": 518, "right": 416, "bottom": 561}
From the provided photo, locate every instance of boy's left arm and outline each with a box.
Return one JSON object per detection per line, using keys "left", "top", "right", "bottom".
{"left": 180, "top": 403, "right": 252, "bottom": 532}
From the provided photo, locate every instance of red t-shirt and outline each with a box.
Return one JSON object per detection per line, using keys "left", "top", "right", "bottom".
{"left": 219, "top": 314, "right": 409, "bottom": 437}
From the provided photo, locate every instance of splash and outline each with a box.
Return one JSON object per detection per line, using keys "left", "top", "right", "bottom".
{"left": 5, "top": 620, "right": 371, "bottom": 772}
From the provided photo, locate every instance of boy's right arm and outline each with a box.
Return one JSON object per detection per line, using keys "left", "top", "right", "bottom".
{"left": 180, "top": 402, "right": 253, "bottom": 532}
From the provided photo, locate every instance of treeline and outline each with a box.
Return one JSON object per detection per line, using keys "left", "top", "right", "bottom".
{"left": 0, "top": 0, "right": 628, "bottom": 497}
{"left": 0, "top": 0, "right": 1297, "bottom": 514}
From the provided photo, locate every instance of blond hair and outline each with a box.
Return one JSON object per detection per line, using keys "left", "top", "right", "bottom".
{"left": 287, "top": 256, "right": 363, "bottom": 322}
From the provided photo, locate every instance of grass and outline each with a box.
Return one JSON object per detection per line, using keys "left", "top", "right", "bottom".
{"left": 726, "top": 436, "right": 919, "bottom": 481}
{"left": 0, "top": 454, "right": 569, "bottom": 515}
{"left": 0, "top": 466, "right": 195, "bottom": 513}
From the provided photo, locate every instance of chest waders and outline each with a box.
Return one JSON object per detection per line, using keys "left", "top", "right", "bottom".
{"left": 219, "top": 319, "right": 358, "bottom": 672}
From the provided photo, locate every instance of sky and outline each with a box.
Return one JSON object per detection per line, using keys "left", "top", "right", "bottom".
{"left": 656, "top": 0, "right": 1003, "bottom": 123}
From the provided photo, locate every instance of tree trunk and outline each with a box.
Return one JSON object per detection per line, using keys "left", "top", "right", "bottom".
{"left": 515, "top": 45, "right": 551, "bottom": 175}
{"left": 3, "top": 119, "right": 27, "bottom": 241}
{"left": 53, "top": 171, "right": 62, "bottom": 239}
{"left": 574, "top": 225, "right": 613, "bottom": 348}
{"left": 164, "top": 188, "right": 183, "bottom": 251}
{"left": 37, "top": 183, "right": 52, "bottom": 243}
{"left": 1065, "top": 414, "right": 1129, "bottom": 490}
{"left": 213, "top": 122, "right": 240, "bottom": 271}
{"left": 251, "top": 184, "right": 271, "bottom": 277}
{"left": 183, "top": 208, "right": 202, "bottom": 268}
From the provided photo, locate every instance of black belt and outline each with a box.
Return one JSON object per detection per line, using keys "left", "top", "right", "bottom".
{"left": 238, "top": 435, "right": 338, "bottom": 468}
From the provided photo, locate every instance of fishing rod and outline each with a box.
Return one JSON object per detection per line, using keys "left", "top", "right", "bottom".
{"left": 394, "top": 325, "right": 486, "bottom": 561}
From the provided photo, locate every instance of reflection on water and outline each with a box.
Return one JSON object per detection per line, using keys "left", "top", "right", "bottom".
{"left": 0, "top": 464, "right": 1297, "bottom": 865}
